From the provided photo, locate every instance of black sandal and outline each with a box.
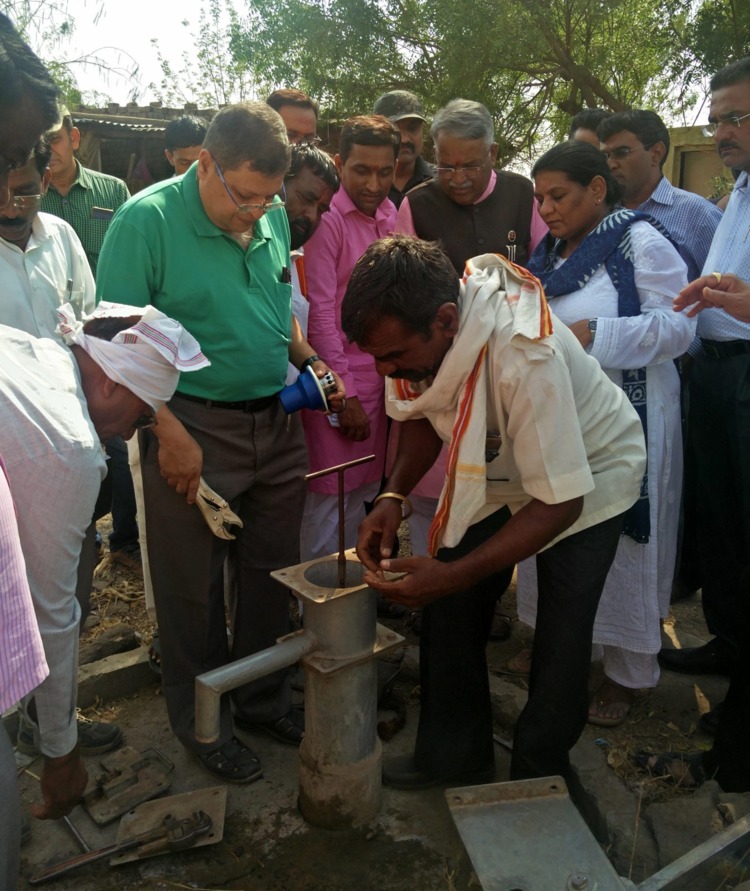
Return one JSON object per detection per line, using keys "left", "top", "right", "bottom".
{"left": 633, "top": 750, "right": 706, "bottom": 788}
{"left": 197, "top": 736, "right": 263, "bottom": 784}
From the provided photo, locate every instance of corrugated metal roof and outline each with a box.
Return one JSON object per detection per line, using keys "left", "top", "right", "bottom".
{"left": 74, "top": 113, "right": 167, "bottom": 132}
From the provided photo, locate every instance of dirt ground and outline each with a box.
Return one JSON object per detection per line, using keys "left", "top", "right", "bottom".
{"left": 15, "top": 517, "right": 734, "bottom": 889}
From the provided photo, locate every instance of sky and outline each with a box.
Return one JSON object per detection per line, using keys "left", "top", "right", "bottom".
{"left": 60, "top": 0, "right": 219, "bottom": 104}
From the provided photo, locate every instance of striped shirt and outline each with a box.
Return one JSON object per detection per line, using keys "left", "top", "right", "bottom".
{"left": 638, "top": 176, "right": 722, "bottom": 282}
{"left": 0, "top": 458, "right": 48, "bottom": 713}
{"left": 696, "top": 171, "right": 750, "bottom": 343}
{"left": 41, "top": 160, "right": 129, "bottom": 279}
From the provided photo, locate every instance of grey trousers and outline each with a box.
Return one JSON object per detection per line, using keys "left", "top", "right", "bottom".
{"left": 140, "top": 397, "right": 307, "bottom": 754}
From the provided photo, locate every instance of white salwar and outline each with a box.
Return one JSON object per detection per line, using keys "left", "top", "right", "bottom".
{"left": 516, "top": 222, "right": 695, "bottom": 689}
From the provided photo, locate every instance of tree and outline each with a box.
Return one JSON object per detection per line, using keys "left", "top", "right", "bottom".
{"left": 149, "top": 0, "right": 264, "bottom": 107}
{"left": 234, "top": 0, "right": 698, "bottom": 162}
{"left": 1, "top": 0, "right": 140, "bottom": 104}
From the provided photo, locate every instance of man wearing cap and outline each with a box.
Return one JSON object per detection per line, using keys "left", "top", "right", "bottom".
{"left": 0, "top": 303, "right": 205, "bottom": 821}
{"left": 41, "top": 104, "right": 129, "bottom": 278}
{"left": 373, "top": 90, "right": 435, "bottom": 208}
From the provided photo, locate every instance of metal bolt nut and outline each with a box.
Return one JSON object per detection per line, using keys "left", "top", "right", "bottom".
{"left": 568, "top": 875, "right": 589, "bottom": 891}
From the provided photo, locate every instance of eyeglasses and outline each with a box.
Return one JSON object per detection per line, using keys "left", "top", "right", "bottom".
{"left": 288, "top": 133, "right": 322, "bottom": 146}
{"left": 1, "top": 193, "right": 42, "bottom": 210}
{"left": 435, "top": 151, "right": 491, "bottom": 179}
{"left": 702, "top": 112, "right": 750, "bottom": 137}
{"left": 132, "top": 413, "right": 158, "bottom": 431}
{"left": 602, "top": 144, "right": 654, "bottom": 161}
{"left": 213, "top": 160, "right": 286, "bottom": 214}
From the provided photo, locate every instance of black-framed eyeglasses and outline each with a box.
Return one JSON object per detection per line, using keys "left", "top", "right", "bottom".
{"left": 602, "top": 143, "right": 654, "bottom": 161}
{"left": 702, "top": 112, "right": 750, "bottom": 137}
{"left": 435, "top": 150, "right": 491, "bottom": 179}
{"left": 213, "top": 159, "right": 286, "bottom": 214}
{"left": 133, "top": 413, "right": 158, "bottom": 431}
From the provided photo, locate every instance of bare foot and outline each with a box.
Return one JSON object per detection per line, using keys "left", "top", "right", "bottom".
{"left": 588, "top": 677, "right": 635, "bottom": 727}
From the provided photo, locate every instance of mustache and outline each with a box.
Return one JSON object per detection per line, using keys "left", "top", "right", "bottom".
{"left": 718, "top": 140, "right": 740, "bottom": 151}
{"left": 400, "top": 142, "right": 416, "bottom": 152}
{"left": 0, "top": 216, "right": 25, "bottom": 227}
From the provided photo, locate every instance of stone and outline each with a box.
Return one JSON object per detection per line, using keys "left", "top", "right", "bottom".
{"left": 571, "top": 740, "right": 659, "bottom": 881}
{"left": 646, "top": 781, "right": 722, "bottom": 867}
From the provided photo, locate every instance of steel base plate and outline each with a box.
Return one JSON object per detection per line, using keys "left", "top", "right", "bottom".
{"left": 111, "top": 786, "right": 227, "bottom": 865}
{"left": 447, "top": 777, "right": 628, "bottom": 891}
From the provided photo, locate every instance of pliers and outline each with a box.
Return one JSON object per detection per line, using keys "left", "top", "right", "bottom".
{"left": 196, "top": 477, "right": 244, "bottom": 540}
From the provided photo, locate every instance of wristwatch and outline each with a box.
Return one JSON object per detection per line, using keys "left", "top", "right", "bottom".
{"left": 587, "top": 319, "right": 598, "bottom": 342}
{"left": 299, "top": 354, "right": 322, "bottom": 373}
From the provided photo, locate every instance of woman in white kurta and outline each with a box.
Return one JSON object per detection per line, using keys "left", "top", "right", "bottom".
{"left": 516, "top": 140, "right": 695, "bottom": 725}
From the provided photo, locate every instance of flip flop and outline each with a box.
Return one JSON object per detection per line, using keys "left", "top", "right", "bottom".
{"left": 588, "top": 678, "right": 635, "bottom": 727}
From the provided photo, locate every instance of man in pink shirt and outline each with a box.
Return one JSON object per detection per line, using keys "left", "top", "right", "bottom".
{"left": 396, "top": 99, "right": 546, "bottom": 274}
{"left": 301, "top": 116, "right": 399, "bottom": 562}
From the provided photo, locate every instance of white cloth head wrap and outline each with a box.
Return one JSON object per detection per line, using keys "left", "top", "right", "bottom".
{"left": 56, "top": 302, "right": 210, "bottom": 412}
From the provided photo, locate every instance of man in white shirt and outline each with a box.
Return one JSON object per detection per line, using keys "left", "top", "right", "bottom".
{"left": 0, "top": 139, "right": 94, "bottom": 334}
{"left": 343, "top": 236, "right": 647, "bottom": 788}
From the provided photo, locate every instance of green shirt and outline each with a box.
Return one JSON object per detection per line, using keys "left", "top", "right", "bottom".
{"left": 96, "top": 167, "right": 293, "bottom": 401}
{"left": 41, "top": 160, "right": 130, "bottom": 278}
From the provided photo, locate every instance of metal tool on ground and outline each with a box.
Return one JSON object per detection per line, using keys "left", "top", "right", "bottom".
{"left": 81, "top": 746, "right": 173, "bottom": 825}
{"left": 447, "top": 775, "right": 750, "bottom": 890}
{"left": 29, "top": 810, "right": 212, "bottom": 884}
{"left": 111, "top": 785, "right": 226, "bottom": 865}
{"left": 196, "top": 477, "right": 243, "bottom": 539}
{"left": 195, "top": 456, "right": 405, "bottom": 829}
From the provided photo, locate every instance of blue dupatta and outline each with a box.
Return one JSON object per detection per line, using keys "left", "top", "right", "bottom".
{"left": 528, "top": 208, "right": 659, "bottom": 543}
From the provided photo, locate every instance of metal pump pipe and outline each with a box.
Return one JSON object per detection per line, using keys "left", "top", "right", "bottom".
{"left": 194, "top": 632, "right": 316, "bottom": 745}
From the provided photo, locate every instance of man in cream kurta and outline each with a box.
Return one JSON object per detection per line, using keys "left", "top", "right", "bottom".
{"left": 343, "top": 236, "right": 646, "bottom": 786}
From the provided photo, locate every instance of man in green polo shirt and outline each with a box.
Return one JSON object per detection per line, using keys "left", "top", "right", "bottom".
{"left": 96, "top": 101, "right": 344, "bottom": 784}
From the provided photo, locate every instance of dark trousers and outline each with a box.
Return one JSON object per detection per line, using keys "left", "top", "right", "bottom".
{"left": 105, "top": 436, "right": 139, "bottom": 553}
{"left": 415, "top": 508, "right": 514, "bottom": 777}
{"left": 703, "top": 570, "right": 750, "bottom": 792}
{"left": 688, "top": 354, "right": 750, "bottom": 643}
{"left": 510, "top": 513, "right": 623, "bottom": 780}
{"left": 140, "top": 397, "right": 307, "bottom": 754}
{"left": 413, "top": 507, "right": 622, "bottom": 782}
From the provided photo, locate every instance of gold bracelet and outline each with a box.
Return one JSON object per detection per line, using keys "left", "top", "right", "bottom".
{"left": 374, "top": 492, "right": 414, "bottom": 520}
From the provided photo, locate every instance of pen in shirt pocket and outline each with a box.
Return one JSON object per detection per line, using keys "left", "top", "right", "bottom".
{"left": 66, "top": 278, "right": 73, "bottom": 298}
{"left": 281, "top": 267, "right": 291, "bottom": 284}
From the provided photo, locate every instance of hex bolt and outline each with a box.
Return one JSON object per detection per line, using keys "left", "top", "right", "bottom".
{"left": 568, "top": 875, "right": 589, "bottom": 890}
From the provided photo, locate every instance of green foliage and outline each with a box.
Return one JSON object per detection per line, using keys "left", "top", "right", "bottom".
{"left": 688, "top": 0, "right": 750, "bottom": 74}
{"left": 149, "top": 0, "right": 265, "bottom": 107}
{"left": 236, "top": 0, "right": 694, "bottom": 161}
